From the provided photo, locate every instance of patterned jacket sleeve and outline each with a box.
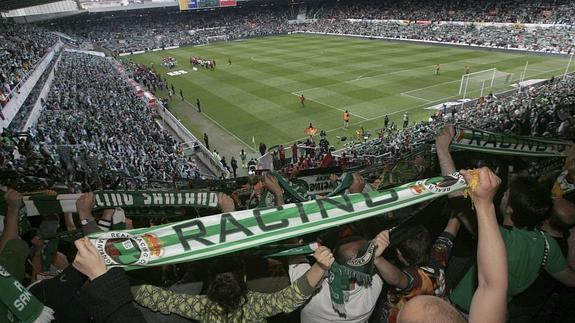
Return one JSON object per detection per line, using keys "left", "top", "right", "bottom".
{"left": 247, "top": 273, "right": 316, "bottom": 318}
{"left": 134, "top": 284, "right": 209, "bottom": 320}
{"left": 430, "top": 231, "right": 456, "bottom": 268}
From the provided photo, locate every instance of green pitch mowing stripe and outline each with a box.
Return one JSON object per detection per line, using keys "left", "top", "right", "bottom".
{"left": 126, "top": 34, "right": 574, "bottom": 149}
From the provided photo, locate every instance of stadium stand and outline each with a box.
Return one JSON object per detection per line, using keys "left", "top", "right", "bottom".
{"left": 1, "top": 1, "right": 575, "bottom": 323}
{"left": 0, "top": 23, "right": 58, "bottom": 106}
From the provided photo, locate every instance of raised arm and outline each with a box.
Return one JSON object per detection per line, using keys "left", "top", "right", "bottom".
{"left": 257, "top": 245, "right": 333, "bottom": 317}
{"left": 73, "top": 238, "right": 145, "bottom": 323}
{"left": 134, "top": 284, "right": 209, "bottom": 320}
{"left": 77, "top": 192, "right": 100, "bottom": 235}
{"left": 0, "top": 189, "right": 22, "bottom": 252}
{"left": 374, "top": 230, "right": 410, "bottom": 289}
{"left": 435, "top": 125, "right": 462, "bottom": 197}
{"left": 463, "top": 168, "right": 507, "bottom": 323}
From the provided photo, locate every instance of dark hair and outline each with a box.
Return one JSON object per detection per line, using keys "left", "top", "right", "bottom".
{"left": 334, "top": 235, "right": 367, "bottom": 264}
{"left": 206, "top": 258, "right": 247, "bottom": 315}
{"left": 397, "top": 226, "right": 431, "bottom": 267}
{"left": 507, "top": 177, "right": 552, "bottom": 230}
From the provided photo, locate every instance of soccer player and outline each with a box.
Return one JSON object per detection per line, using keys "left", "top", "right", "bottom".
{"left": 343, "top": 110, "right": 350, "bottom": 128}
{"left": 465, "top": 65, "right": 470, "bottom": 74}
{"left": 435, "top": 64, "right": 441, "bottom": 75}
{"left": 228, "top": 57, "right": 232, "bottom": 65}
{"left": 300, "top": 94, "right": 305, "bottom": 108}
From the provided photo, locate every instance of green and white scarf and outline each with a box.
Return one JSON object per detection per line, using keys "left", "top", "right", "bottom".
{"left": 452, "top": 128, "right": 569, "bottom": 157}
{"left": 86, "top": 173, "right": 467, "bottom": 270}
{"left": 328, "top": 241, "right": 377, "bottom": 317}
{"left": 0, "top": 265, "right": 54, "bottom": 323}
{"left": 261, "top": 172, "right": 354, "bottom": 206}
{"left": 266, "top": 240, "right": 377, "bottom": 317}
{"left": 21, "top": 191, "right": 219, "bottom": 216}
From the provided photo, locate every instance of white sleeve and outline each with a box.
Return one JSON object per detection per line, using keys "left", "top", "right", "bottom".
{"left": 288, "top": 263, "right": 311, "bottom": 282}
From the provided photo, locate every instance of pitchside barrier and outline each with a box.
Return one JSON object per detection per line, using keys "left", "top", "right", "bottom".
{"left": 154, "top": 101, "right": 231, "bottom": 179}
{"left": 111, "top": 58, "right": 231, "bottom": 179}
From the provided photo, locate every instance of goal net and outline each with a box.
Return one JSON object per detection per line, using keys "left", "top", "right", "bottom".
{"left": 459, "top": 68, "right": 512, "bottom": 98}
{"left": 206, "top": 35, "right": 229, "bottom": 45}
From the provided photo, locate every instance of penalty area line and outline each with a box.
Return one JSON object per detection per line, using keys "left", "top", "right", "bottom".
{"left": 400, "top": 93, "right": 432, "bottom": 102}
{"left": 181, "top": 97, "right": 257, "bottom": 153}
{"left": 290, "top": 92, "right": 369, "bottom": 120}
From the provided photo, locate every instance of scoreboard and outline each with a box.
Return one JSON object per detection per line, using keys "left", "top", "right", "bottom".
{"left": 178, "top": 0, "right": 237, "bottom": 10}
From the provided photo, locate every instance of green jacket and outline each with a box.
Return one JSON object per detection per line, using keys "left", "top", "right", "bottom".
{"left": 134, "top": 275, "right": 315, "bottom": 322}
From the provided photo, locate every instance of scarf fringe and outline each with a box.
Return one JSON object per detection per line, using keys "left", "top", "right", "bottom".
{"left": 332, "top": 302, "right": 347, "bottom": 318}
{"left": 340, "top": 266, "right": 373, "bottom": 286}
{"left": 33, "top": 306, "right": 54, "bottom": 323}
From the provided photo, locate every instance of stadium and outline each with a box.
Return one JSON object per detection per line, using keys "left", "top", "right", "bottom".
{"left": 0, "top": 0, "right": 575, "bottom": 322}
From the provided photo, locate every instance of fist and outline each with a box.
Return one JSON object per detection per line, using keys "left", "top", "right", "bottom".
{"left": 76, "top": 192, "right": 95, "bottom": 215}
{"left": 4, "top": 189, "right": 23, "bottom": 211}
{"left": 313, "top": 246, "right": 334, "bottom": 271}
{"left": 262, "top": 174, "right": 283, "bottom": 196}
{"left": 435, "top": 125, "right": 455, "bottom": 150}
{"left": 217, "top": 192, "right": 235, "bottom": 213}
{"left": 461, "top": 167, "right": 501, "bottom": 207}
{"left": 349, "top": 173, "right": 365, "bottom": 194}
{"left": 374, "top": 230, "right": 390, "bottom": 258}
{"left": 73, "top": 238, "right": 108, "bottom": 280}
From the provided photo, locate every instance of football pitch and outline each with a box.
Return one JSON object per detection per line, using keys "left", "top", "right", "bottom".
{"left": 127, "top": 34, "right": 574, "bottom": 150}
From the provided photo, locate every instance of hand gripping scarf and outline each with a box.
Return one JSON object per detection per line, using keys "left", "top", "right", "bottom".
{"left": 328, "top": 241, "right": 377, "bottom": 317}
{"left": 267, "top": 240, "right": 377, "bottom": 317}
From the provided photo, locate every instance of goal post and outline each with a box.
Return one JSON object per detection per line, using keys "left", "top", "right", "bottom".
{"left": 205, "top": 35, "right": 229, "bottom": 45}
{"left": 459, "top": 68, "right": 497, "bottom": 98}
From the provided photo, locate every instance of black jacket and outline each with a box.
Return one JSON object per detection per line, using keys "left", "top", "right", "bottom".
{"left": 80, "top": 267, "right": 146, "bottom": 323}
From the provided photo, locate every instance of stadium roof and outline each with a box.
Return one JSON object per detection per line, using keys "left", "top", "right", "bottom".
{"left": 0, "top": 0, "right": 60, "bottom": 11}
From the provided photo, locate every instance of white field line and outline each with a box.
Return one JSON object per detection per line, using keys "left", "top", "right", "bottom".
{"left": 400, "top": 93, "right": 433, "bottom": 102}
{"left": 289, "top": 92, "right": 369, "bottom": 120}
{"left": 401, "top": 79, "right": 460, "bottom": 95}
{"left": 280, "top": 94, "right": 459, "bottom": 146}
{"left": 181, "top": 98, "right": 257, "bottom": 153}
{"left": 280, "top": 66, "right": 568, "bottom": 147}
{"left": 297, "top": 67, "right": 421, "bottom": 94}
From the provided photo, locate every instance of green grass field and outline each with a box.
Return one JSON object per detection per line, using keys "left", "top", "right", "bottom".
{"left": 127, "top": 34, "right": 574, "bottom": 150}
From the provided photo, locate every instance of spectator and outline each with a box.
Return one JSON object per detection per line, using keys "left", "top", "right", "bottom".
{"left": 230, "top": 156, "right": 238, "bottom": 178}
{"left": 398, "top": 167, "right": 507, "bottom": 323}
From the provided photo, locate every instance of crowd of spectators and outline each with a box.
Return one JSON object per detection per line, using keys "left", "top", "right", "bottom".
{"left": 0, "top": 51, "right": 202, "bottom": 190}
{"left": 298, "top": 21, "right": 575, "bottom": 54}
{"left": 335, "top": 76, "right": 575, "bottom": 164}
{"left": 316, "top": 0, "right": 575, "bottom": 24}
{"left": 54, "top": 6, "right": 295, "bottom": 54}
{"left": 0, "top": 23, "right": 58, "bottom": 108}
{"left": 0, "top": 2, "right": 575, "bottom": 323}
{"left": 47, "top": 1, "right": 575, "bottom": 55}
{"left": 1, "top": 125, "right": 574, "bottom": 322}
